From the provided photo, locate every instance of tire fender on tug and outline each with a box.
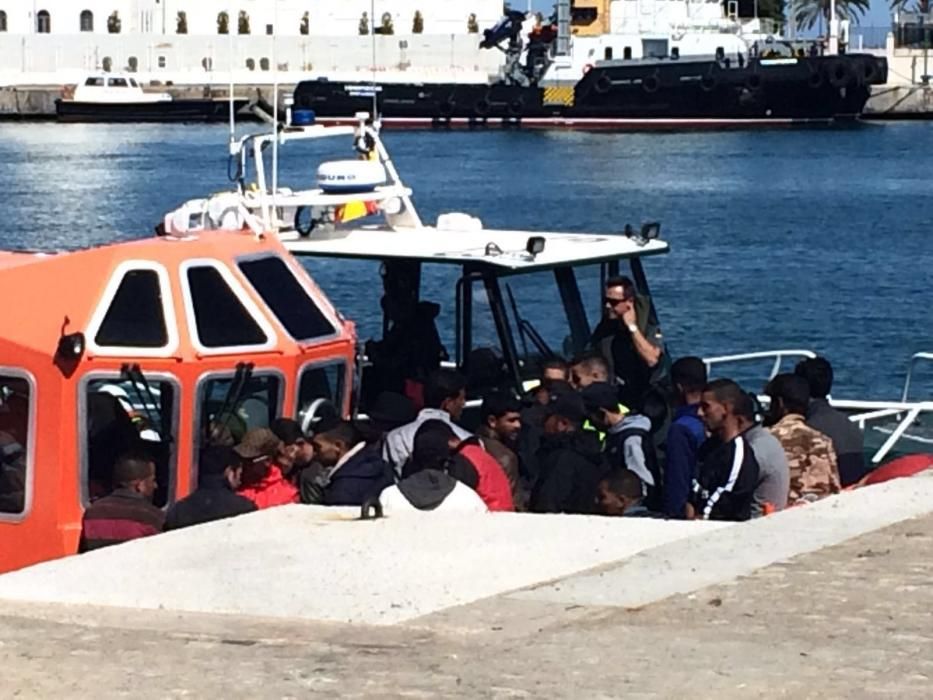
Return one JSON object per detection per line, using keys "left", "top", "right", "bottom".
{"left": 594, "top": 73, "right": 613, "bottom": 94}
{"left": 829, "top": 60, "right": 851, "bottom": 88}
{"left": 474, "top": 97, "right": 491, "bottom": 117}
{"left": 317, "top": 160, "right": 386, "bottom": 194}
{"left": 642, "top": 72, "right": 660, "bottom": 93}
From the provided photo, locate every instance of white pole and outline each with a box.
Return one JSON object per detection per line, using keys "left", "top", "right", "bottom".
{"left": 828, "top": 0, "right": 838, "bottom": 55}
{"left": 228, "top": 9, "right": 235, "bottom": 148}
{"left": 272, "top": 0, "right": 279, "bottom": 228}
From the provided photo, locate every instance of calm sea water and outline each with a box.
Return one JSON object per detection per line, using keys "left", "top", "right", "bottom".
{"left": 2, "top": 121, "right": 932, "bottom": 399}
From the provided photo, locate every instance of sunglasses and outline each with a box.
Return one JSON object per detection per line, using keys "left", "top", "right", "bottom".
{"left": 604, "top": 296, "right": 631, "bottom": 306}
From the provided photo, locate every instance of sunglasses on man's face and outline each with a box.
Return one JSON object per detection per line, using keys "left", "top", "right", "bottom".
{"left": 604, "top": 296, "right": 630, "bottom": 306}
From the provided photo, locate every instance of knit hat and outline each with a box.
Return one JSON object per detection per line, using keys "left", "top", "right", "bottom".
{"left": 234, "top": 428, "right": 283, "bottom": 460}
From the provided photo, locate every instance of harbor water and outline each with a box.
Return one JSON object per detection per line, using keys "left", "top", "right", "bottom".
{"left": 2, "top": 121, "right": 932, "bottom": 400}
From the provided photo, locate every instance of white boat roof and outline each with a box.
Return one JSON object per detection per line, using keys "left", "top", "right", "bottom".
{"left": 281, "top": 225, "right": 669, "bottom": 271}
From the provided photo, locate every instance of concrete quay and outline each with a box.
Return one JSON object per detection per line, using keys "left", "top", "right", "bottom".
{"left": 864, "top": 83, "right": 933, "bottom": 118}
{"left": 1, "top": 474, "right": 932, "bottom": 697}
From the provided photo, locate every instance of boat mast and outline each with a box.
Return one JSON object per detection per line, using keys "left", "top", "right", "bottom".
{"left": 370, "top": 0, "right": 378, "bottom": 119}
{"left": 272, "top": 0, "right": 279, "bottom": 229}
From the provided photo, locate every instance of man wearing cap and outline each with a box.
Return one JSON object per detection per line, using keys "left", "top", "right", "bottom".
{"left": 164, "top": 446, "right": 257, "bottom": 530}
{"left": 235, "top": 428, "right": 300, "bottom": 510}
{"left": 663, "top": 357, "right": 709, "bottom": 519}
{"left": 582, "top": 382, "right": 659, "bottom": 507}
{"left": 529, "top": 392, "right": 607, "bottom": 514}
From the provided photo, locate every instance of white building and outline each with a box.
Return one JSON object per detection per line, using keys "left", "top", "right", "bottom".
{"left": 0, "top": 1, "right": 503, "bottom": 84}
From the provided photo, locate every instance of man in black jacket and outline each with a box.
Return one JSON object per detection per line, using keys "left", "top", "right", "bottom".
{"left": 164, "top": 446, "right": 256, "bottom": 531}
{"left": 689, "top": 379, "right": 759, "bottom": 522}
{"left": 530, "top": 393, "right": 607, "bottom": 514}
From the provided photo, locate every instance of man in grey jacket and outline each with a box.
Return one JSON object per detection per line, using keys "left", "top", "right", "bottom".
{"left": 735, "top": 391, "right": 790, "bottom": 516}
{"left": 383, "top": 368, "right": 472, "bottom": 474}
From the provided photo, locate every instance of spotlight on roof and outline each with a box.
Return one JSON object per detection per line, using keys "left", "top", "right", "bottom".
{"left": 56, "top": 332, "right": 85, "bottom": 362}
{"left": 526, "top": 236, "right": 545, "bottom": 258}
{"left": 641, "top": 222, "right": 661, "bottom": 240}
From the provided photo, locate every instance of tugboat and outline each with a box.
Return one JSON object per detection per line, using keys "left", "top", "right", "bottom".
{"left": 294, "top": 5, "right": 887, "bottom": 129}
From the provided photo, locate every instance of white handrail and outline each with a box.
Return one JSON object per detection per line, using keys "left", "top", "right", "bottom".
{"left": 702, "top": 349, "right": 816, "bottom": 382}
{"left": 900, "top": 351, "right": 933, "bottom": 402}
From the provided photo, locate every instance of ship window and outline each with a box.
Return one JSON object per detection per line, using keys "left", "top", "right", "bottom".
{"left": 102, "top": 56, "right": 112, "bottom": 72}
{"left": 266, "top": 24, "right": 273, "bottom": 35}
{"left": 0, "top": 11, "right": 7, "bottom": 33}
{"left": 197, "top": 373, "right": 281, "bottom": 446}
{"left": 238, "top": 256, "right": 336, "bottom": 341}
{"left": 108, "top": 77, "right": 128, "bottom": 87}
{"left": 129, "top": 77, "right": 139, "bottom": 87}
{"left": 623, "top": 46, "right": 632, "bottom": 60}
{"left": 81, "top": 376, "right": 178, "bottom": 509}
{"left": 80, "top": 10, "right": 93, "bottom": 32}
{"left": 246, "top": 58, "right": 255, "bottom": 71}
{"left": 604, "top": 47, "right": 613, "bottom": 60}
{"left": 95, "top": 269, "right": 169, "bottom": 348}
{"left": 37, "top": 10, "right": 50, "bottom": 33}
{"left": 185, "top": 265, "right": 268, "bottom": 348}
{"left": 297, "top": 362, "right": 346, "bottom": 430}
{"left": 84, "top": 77, "right": 104, "bottom": 86}
{"left": 0, "top": 375, "right": 31, "bottom": 517}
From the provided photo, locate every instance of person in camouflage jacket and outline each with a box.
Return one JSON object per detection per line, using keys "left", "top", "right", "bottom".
{"left": 765, "top": 374, "right": 841, "bottom": 505}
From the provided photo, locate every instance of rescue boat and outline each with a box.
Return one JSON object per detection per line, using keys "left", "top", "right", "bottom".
{"left": 0, "top": 230, "right": 355, "bottom": 573}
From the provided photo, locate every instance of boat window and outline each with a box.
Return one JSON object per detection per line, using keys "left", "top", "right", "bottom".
{"left": 297, "top": 362, "right": 346, "bottom": 428}
{"left": 185, "top": 265, "right": 268, "bottom": 348}
{"left": 129, "top": 77, "right": 139, "bottom": 87}
{"left": 82, "top": 376, "right": 177, "bottom": 508}
{"left": 108, "top": 77, "right": 128, "bottom": 88}
{"left": 198, "top": 373, "right": 281, "bottom": 446}
{"left": 95, "top": 269, "right": 169, "bottom": 348}
{"left": 85, "top": 77, "right": 104, "bottom": 87}
{"left": 461, "top": 276, "right": 509, "bottom": 396}
{"left": 0, "top": 375, "right": 31, "bottom": 517}
{"left": 158, "top": 55, "right": 166, "bottom": 68}
{"left": 237, "top": 256, "right": 336, "bottom": 341}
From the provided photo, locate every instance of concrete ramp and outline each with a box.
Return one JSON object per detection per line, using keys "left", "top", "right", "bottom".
{"left": 0, "top": 507, "right": 727, "bottom": 625}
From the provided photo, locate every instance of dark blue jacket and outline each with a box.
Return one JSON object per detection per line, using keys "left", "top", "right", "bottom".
{"left": 663, "top": 404, "right": 706, "bottom": 518}
{"left": 323, "top": 444, "right": 395, "bottom": 506}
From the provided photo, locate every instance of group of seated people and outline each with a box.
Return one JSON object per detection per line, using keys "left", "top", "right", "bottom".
{"left": 75, "top": 275, "right": 892, "bottom": 551}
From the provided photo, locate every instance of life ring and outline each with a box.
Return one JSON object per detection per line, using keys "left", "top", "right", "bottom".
{"left": 745, "top": 73, "right": 762, "bottom": 91}
{"left": 293, "top": 206, "right": 316, "bottom": 237}
{"left": 438, "top": 99, "right": 454, "bottom": 117}
{"left": 829, "top": 61, "right": 850, "bottom": 88}
{"left": 507, "top": 97, "right": 524, "bottom": 116}
{"left": 594, "top": 74, "right": 613, "bottom": 94}
{"left": 474, "top": 97, "right": 491, "bottom": 117}
{"left": 642, "top": 73, "right": 660, "bottom": 93}
{"left": 583, "top": 63, "right": 594, "bottom": 76}
{"left": 700, "top": 74, "right": 717, "bottom": 92}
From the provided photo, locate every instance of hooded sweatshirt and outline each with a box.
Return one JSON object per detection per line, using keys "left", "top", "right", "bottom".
{"left": 379, "top": 470, "right": 488, "bottom": 514}
{"left": 604, "top": 413, "right": 655, "bottom": 488}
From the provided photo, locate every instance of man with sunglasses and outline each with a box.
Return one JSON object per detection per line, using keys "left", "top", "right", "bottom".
{"left": 590, "top": 276, "right": 664, "bottom": 412}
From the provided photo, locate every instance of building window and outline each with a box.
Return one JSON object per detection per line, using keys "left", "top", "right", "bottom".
{"left": 80, "top": 10, "right": 93, "bottom": 32}
{"left": 0, "top": 373, "right": 32, "bottom": 517}
{"left": 102, "top": 56, "right": 112, "bottom": 72}
{"left": 245, "top": 58, "right": 255, "bottom": 71}
{"left": 127, "top": 56, "right": 138, "bottom": 72}
{"left": 201, "top": 57, "right": 213, "bottom": 71}
{"left": 82, "top": 375, "right": 178, "bottom": 508}
{"left": 157, "top": 55, "right": 166, "bottom": 68}
{"left": 1, "top": 11, "right": 9, "bottom": 32}
{"left": 266, "top": 24, "right": 273, "bottom": 35}
{"left": 260, "top": 57, "right": 270, "bottom": 71}
{"left": 37, "top": 10, "right": 51, "bottom": 33}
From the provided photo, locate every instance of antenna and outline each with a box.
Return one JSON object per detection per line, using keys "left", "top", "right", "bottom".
{"left": 271, "top": 0, "right": 279, "bottom": 230}
{"left": 370, "top": 0, "right": 378, "bottom": 120}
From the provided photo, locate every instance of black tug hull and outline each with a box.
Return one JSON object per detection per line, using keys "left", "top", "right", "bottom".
{"left": 295, "top": 54, "right": 887, "bottom": 130}
{"left": 55, "top": 98, "right": 250, "bottom": 123}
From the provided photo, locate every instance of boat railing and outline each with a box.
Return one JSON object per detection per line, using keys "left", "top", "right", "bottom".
{"left": 899, "top": 351, "right": 933, "bottom": 403}
{"left": 702, "top": 348, "right": 816, "bottom": 385}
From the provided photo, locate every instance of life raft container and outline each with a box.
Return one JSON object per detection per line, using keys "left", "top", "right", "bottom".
{"left": 316, "top": 160, "right": 386, "bottom": 194}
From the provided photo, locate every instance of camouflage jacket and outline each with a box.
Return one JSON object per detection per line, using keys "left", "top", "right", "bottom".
{"left": 769, "top": 414, "right": 841, "bottom": 505}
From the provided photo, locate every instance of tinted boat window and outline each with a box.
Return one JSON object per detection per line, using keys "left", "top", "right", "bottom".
{"left": 85, "top": 77, "right": 104, "bottom": 86}
{"left": 238, "top": 256, "right": 336, "bottom": 340}
{"left": 108, "top": 78, "right": 129, "bottom": 87}
{"left": 95, "top": 269, "right": 169, "bottom": 348}
{"left": 186, "top": 265, "right": 267, "bottom": 348}
{"left": 82, "top": 377, "right": 177, "bottom": 508}
{"left": 0, "top": 376, "right": 30, "bottom": 516}
{"left": 199, "top": 374, "right": 281, "bottom": 445}
{"left": 297, "top": 362, "right": 345, "bottom": 428}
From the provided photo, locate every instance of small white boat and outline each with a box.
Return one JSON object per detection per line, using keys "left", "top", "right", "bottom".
{"left": 56, "top": 73, "right": 249, "bottom": 123}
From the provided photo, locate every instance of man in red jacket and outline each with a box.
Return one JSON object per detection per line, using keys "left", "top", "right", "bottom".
{"left": 235, "top": 428, "right": 299, "bottom": 509}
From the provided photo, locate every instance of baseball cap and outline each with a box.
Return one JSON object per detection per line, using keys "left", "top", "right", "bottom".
{"left": 234, "top": 428, "right": 283, "bottom": 460}
{"left": 580, "top": 382, "right": 619, "bottom": 414}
